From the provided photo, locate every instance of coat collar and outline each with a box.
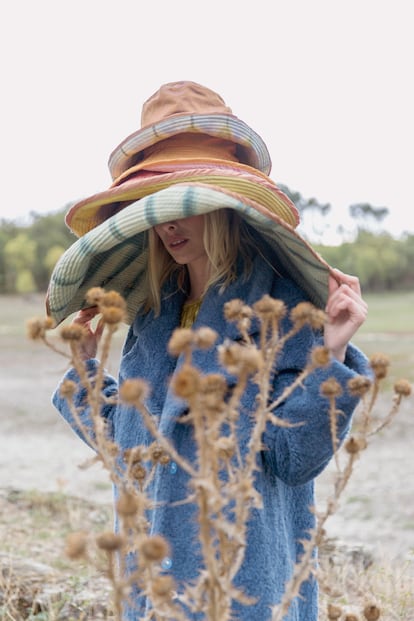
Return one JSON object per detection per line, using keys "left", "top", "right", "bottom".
{"left": 133, "top": 253, "right": 279, "bottom": 340}
{"left": 193, "top": 253, "right": 280, "bottom": 341}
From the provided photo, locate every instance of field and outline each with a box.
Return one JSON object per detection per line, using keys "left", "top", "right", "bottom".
{"left": 0, "top": 292, "right": 413, "bottom": 618}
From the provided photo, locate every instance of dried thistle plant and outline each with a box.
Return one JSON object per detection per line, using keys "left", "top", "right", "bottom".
{"left": 26, "top": 288, "right": 412, "bottom": 621}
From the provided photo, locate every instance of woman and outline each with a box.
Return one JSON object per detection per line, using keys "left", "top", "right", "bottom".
{"left": 49, "top": 82, "right": 369, "bottom": 620}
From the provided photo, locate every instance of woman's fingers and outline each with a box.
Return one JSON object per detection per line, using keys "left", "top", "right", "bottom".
{"left": 324, "top": 270, "right": 368, "bottom": 361}
{"left": 71, "top": 307, "right": 103, "bottom": 360}
{"left": 329, "top": 268, "right": 362, "bottom": 295}
{"left": 326, "top": 282, "right": 368, "bottom": 321}
{"left": 72, "top": 306, "right": 100, "bottom": 326}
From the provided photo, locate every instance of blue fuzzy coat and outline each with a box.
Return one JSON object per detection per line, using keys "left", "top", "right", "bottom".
{"left": 53, "top": 255, "right": 369, "bottom": 620}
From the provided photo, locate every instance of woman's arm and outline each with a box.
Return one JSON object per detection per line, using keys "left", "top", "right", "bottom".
{"left": 52, "top": 307, "right": 118, "bottom": 447}
{"left": 263, "top": 344, "right": 370, "bottom": 486}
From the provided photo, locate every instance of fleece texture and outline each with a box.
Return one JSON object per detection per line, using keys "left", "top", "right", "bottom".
{"left": 53, "top": 255, "right": 370, "bottom": 620}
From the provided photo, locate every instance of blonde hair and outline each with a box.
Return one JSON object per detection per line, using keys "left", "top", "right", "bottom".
{"left": 145, "top": 210, "right": 264, "bottom": 315}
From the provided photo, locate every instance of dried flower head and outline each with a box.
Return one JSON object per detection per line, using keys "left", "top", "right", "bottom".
{"left": 130, "top": 463, "right": 147, "bottom": 481}
{"left": 348, "top": 375, "right": 372, "bottom": 397}
{"left": 123, "top": 446, "right": 145, "bottom": 463}
{"left": 148, "top": 443, "right": 165, "bottom": 463}
{"left": 291, "top": 302, "right": 326, "bottom": 330}
{"left": 105, "top": 440, "right": 120, "bottom": 458}
{"left": 194, "top": 326, "right": 218, "bottom": 349}
{"left": 223, "top": 299, "right": 252, "bottom": 322}
{"left": 172, "top": 364, "right": 201, "bottom": 398}
{"left": 218, "top": 341, "right": 260, "bottom": 375}
{"left": 60, "top": 379, "right": 77, "bottom": 400}
{"left": 363, "top": 603, "right": 381, "bottom": 620}
{"left": 369, "top": 353, "right": 390, "bottom": 380}
{"left": 253, "top": 295, "right": 286, "bottom": 321}
{"left": 345, "top": 436, "right": 367, "bottom": 454}
{"left": 238, "top": 346, "right": 264, "bottom": 374}
{"left": 26, "top": 316, "right": 55, "bottom": 340}
{"left": 344, "top": 615, "right": 359, "bottom": 621}
{"left": 218, "top": 342, "right": 239, "bottom": 370}
{"left": 100, "top": 305, "right": 126, "bottom": 325}
{"left": 311, "top": 308, "right": 327, "bottom": 330}
{"left": 311, "top": 346, "right": 331, "bottom": 368}
{"left": 394, "top": 378, "right": 412, "bottom": 397}
{"left": 159, "top": 454, "right": 171, "bottom": 466}
{"left": 85, "top": 287, "right": 105, "bottom": 306}
{"left": 60, "top": 324, "right": 87, "bottom": 341}
{"left": 151, "top": 575, "right": 175, "bottom": 598}
{"left": 100, "top": 290, "right": 126, "bottom": 309}
{"left": 65, "top": 531, "right": 88, "bottom": 560}
{"left": 116, "top": 491, "right": 140, "bottom": 517}
{"left": 327, "top": 603, "right": 342, "bottom": 619}
{"left": 96, "top": 531, "right": 125, "bottom": 552}
{"left": 140, "top": 535, "right": 170, "bottom": 563}
{"left": 199, "top": 374, "right": 227, "bottom": 413}
{"left": 168, "top": 328, "right": 194, "bottom": 356}
{"left": 216, "top": 437, "right": 235, "bottom": 460}
{"left": 320, "top": 378, "right": 343, "bottom": 398}
{"left": 119, "top": 379, "right": 149, "bottom": 406}
{"left": 201, "top": 373, "right": 227, "bottom": 396}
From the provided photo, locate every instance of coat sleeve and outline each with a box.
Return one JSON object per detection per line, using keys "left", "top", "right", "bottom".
{"left": 262, "top": 337, "right": 371, "bottom": 486}
{"left": 52, "top": 359, "right": 118, "bottom": 448}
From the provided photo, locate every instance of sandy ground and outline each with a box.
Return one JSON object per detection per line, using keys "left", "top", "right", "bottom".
{"left": 1, "top": 319, "right": 414, "bottom": 572}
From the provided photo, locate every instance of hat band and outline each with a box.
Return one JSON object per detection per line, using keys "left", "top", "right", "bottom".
{"left": 66, "top": 167, "right": 299, "bottom": 236}
{"left": 134, "top": 133, "right": 240, "bottom": 170}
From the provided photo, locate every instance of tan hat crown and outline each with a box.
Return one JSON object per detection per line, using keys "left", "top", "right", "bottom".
{"left": 108, "top": 80, "right": 272, "bottom": 181}
{"left": 141, "top": 81, "right": 233, "bottom": 127}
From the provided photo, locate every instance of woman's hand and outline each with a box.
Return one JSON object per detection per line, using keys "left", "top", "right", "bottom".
{"left": 72, "top": 306, "right": 104, "bottom": 361}
{"left": 324, "top": 268, "right": 368, "bottom": 362}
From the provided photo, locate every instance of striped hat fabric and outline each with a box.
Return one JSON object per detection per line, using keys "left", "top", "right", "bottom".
{"left": 108, "top": 81, "right": 272, "bottom": 180}
{"left": 46, "top": 183, "right": 332, "bottom": 325}
{"left": 65, "top": 162, "right": 300, "bottom": 237}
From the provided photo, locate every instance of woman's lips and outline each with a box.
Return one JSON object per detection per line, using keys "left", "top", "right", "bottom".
{"left": 169, "top": 238, "right": 188, "bottom": 249}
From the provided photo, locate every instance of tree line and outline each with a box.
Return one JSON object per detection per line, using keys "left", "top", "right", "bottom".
{"left": 1, "top": 189, "right": 413, "bottom": 295}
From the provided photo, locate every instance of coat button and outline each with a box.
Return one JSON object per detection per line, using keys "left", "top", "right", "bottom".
{"left": 170, "top": 461, "right": 177, "bottom": 474}
{"left": 161, "top": 556, "right": 172, "bottom": 570}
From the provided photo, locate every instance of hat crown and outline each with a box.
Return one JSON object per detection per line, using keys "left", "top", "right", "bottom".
{"left": 141, "top": 81, "right": 233, "bottom": 127}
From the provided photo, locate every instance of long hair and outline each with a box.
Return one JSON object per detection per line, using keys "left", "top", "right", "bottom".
{"left": 144, "top": 210, "right": 270, "bottom": 314}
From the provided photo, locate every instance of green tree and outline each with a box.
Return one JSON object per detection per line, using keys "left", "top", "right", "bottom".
{"left": 393, "top": 233, "right": 414, "bottom": 287}
{"left": 16, "top": 269, "right": 37, "bottom": 293}
{"left": 316, "top": 231, "right": 407, "bottom": 291}
{"left": 27, "top": 208, "right": 76, "bottom": 290}
{"left": 0, "top": 220, "right": 19, "bottom": 292}
{"left": 349, "top": 203, "right": 389, "bottom": 231}
{"left": 4, "top": 232, "right": 37, "bottom": 293}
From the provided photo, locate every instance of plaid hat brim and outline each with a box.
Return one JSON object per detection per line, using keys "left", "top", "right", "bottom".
{"left": 46, "top": 183, "right": 332, "bottom": 325}
{"left": 108, "top": 113, "right": 272, "bottom": 181}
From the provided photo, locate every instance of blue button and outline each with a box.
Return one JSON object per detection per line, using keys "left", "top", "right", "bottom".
{"left": 161, "top": 556, "right": 172, "bottom": 570}
{"left": 170, "top": 462, "right": 177, "bottom": 475}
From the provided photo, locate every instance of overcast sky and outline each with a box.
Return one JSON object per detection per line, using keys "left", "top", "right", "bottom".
{"left": 1, "top": 0, "right": 413, "bottom": 244}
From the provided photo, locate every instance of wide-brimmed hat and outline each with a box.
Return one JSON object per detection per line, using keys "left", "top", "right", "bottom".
{"left": 46, "top": 182, "right": 331, "bottom": 325}
{"left": 108, "top": 81, "right": 272, "bottom": 181}
{"left": 46, "top": 81, "right": 333, "bottom": 324}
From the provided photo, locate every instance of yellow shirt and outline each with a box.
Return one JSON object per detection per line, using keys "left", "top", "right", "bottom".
{"left": 180, "top": 298, "right": 202, "bottom": 328}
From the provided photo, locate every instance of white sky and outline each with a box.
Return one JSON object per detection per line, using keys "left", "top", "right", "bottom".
{"left": 1, "top": 0, "right": 413, "bottom": 244}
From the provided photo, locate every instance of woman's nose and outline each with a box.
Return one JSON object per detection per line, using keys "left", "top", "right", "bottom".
{"left": 163, "top": 221, "right": 177, "bottom": 232}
